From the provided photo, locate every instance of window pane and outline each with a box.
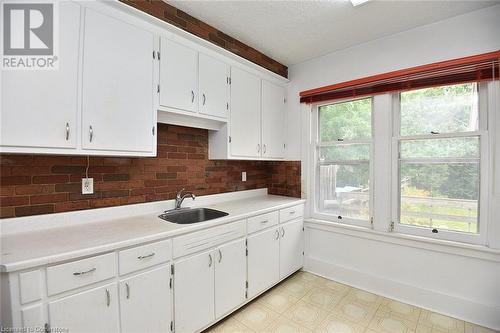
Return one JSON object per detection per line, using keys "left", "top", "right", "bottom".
{"left": 400, "top": 83, "right": 478, "bottom": 136}
{"left": 318, "top": 163, "right": 370, "bottom": 220}
{"left": 319, "top": 98, "right": 372, "bottom": 141}
{"left": 319, "top": 143, "right": 370, "bottom": 162}
{"left": 400, "top": 137, "right": 479, "bottom": 159}
{"left": 400, "top": 162, "right": 479, "bottom": 233}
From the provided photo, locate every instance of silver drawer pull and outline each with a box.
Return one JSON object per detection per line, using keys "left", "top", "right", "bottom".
{"left": 191, "top": 90, "right": 195, "bottom": 103}
{"left": 209, "top": 253, "right": 213, "bottom": 267}
{"left": 281, "top": 227, "right": 285, "bottom": 237}
{"left": 202, "top": 93, "right": 206, "bottom": 106}
{"left": 137, "top": 252, "right": 155, "bottom": 260}
{"left": 65, "top": 123, "right": 70, "bottom": 141}
{"left": 73, "top": 267, "right": 96, "bottom": 276}
{"left": 89, "top": 125, "right": 93, "bottom": 142}
{"left": 289, "top": 210, "right": 296, "bottom": 214}
{"left": 106, "top": 288, "right": 111, "bottom": 307}
{"left": 275, "top": 229, "right": 280, "bottom": 240}
{"left": 218, "top": 249, "right": 222, "bottom": 263}
{"left": 125, "top": 283, "right": 130, "bottom": 299}
{"left": 260, "top": 220, "right": 269, "bottom": 224}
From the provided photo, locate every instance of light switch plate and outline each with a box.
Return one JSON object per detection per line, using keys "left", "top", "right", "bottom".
{"left": 242, "top": 172, "right": 247, "bottom": 182}
{"left": 82, "top": 178, "right": 94, "bottom": 194}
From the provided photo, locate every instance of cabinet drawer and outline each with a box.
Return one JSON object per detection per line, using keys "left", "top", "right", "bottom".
{"left": 279, "top": 204, "right": 304, "bottom": 223}
{"left": 247, "top": 211, "right": 279, "bottom": 234}
{"left": 119, "top": 239, "right": 172, "bottom": 275}
{"left": 47, "top": 253, "right": 116, "bottom": 296}
{"left": 173, "top": 221, "right": 245, "bottom": 258}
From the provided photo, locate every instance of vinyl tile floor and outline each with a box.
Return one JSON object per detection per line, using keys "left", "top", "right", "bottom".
{"left": 203, "top": 271, "right": 498, "bottom": 333}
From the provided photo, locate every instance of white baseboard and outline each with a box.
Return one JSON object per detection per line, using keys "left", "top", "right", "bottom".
{"left": 304, "top": 256, "right": 500, "bottom": 330}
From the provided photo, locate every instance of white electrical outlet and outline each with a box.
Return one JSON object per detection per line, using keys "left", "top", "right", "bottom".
{"left": 82, "top": 178, "right": 94, "bottom": 194}
{"left": 242, "top": 171, "right": 247, "bottom": 182}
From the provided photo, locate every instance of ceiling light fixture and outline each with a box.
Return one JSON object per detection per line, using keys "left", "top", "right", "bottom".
{"left": 350, "top": 0, "right": 372, "bottom": 7}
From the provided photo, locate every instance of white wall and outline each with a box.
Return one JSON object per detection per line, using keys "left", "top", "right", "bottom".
{"left": 287, "top": 4, "right": 500, "bottom": 330}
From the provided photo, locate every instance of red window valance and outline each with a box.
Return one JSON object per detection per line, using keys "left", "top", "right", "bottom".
{"left": 299, "top": 50, "right": 500, "bottom": 104}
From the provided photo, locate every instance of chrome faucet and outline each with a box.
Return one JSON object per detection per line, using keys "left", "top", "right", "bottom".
{"left": 175, "top": 188, "right": 195, "bottom": 209}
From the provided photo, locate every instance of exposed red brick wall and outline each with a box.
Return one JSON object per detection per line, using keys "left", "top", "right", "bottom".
{"left": 119, "top": 0, "right": 288, "bottom": 78}
{"left": 0, "top": 124, "right": 300, "bottom": 218}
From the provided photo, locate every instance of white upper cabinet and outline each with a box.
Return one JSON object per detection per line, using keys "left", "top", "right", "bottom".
{"left": 262, "top": 80, "right": 286, "bottom": 159}
{"left": 229, "top": 67, "right": 262, "bottom": 158}
{"left": 199, "top": 53, "right": 230, "bottom": 119}
{"left": 81, "top": 8, "right": 155, "bottom": 154}
{"left": 159, "top": 38, "right": 198, "bottom": 113}
{"left": 0, "top": 1, "right": 80, "bottom": 151}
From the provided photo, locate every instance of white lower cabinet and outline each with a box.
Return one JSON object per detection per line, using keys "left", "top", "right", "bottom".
{"left": 214, "top": 239, "right": 247, "bottom": 319}
{"left": 174, "top": 238, "right": 247, "bottom": 332}
{"left": 3, "top": 204, "right": 304, "bottom": 333}
{"left": 279, "top": 219, "right": 304, "bottom": 279}
{"left": 247, "top": 217, "right": 304, "bottom": 298}
{"left": 48, "top": 283, "right": 119, "bottom": 333}
{"left": 247, "top": 228, "right": 280, "bottom": 298}
{"left": 119, "top": 265, "right": 172, "bottom": 333}
{"left": 174, "top": 249, "right": 215, "bottom": 333}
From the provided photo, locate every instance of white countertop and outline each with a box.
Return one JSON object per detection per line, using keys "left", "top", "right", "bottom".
{"left": 0, "top": 190, "right": 304, "bottom": 272}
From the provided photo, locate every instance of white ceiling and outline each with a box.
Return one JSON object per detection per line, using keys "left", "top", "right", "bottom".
{"left": 167, "top": 0, "right": 500, "bottom": 66}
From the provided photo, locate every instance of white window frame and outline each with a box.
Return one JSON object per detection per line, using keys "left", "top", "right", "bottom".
{"left": 390, "top": 82, "right": 490, "bottom": 245}
{"left": 310, "top": 96, "right": 374, "bottom": 229}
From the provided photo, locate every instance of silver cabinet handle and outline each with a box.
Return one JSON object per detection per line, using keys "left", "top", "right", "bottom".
{"left": 218, "top": 249, "right": 222, "bottom": 263}
{"left": 89, "top": 125, "right": 93, "bottom": 142}
{"left": 208, "top": 253, "right": 213, "bottom": 267}
{"left": 289, "top": 210, "right": 296, "bottom": 215}
{"left": 191, "top": 90, "right": 195, "bottom": 103}
{"left": 261, "top": 220, "right": 269, "bottom": 224}
{"left": 257, "top": 144, "right": 261, "bottom": 153}
{"left": 263, "top": 144, "right": 267, "bottom": 154}
{"left": 137, "top": 252, "right": 155, "bottom": 260}
{"left": 281, "top": 227, "right": 285, "bottom": 237}
{"left": 275, "top": 229, "right": 280, "bottom": 240}
{"left": 73, "top": 267, "right": 96, "bottom": 276}
{"left": 125, "top": 283, "right": 130, "bottom": 299}
{"left": 202, "top": 93, "right": 206, "bottom": 106}
{"left": 105, "top": 289, "right": 111, "bottom": 307}
{"left": 65, "top": 123, "right": 70, "bottom": 141}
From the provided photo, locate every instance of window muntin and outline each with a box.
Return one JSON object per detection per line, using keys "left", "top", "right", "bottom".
{"left": 397, "top": 83, "right": 482, "bottom": 236}
{"left": 316, "top": 98, "right": 372, "bottom": 223}
{"left": 400, "top": 83, "right": 479, "bottom": 136}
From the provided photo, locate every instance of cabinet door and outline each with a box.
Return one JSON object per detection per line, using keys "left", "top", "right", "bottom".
{"left": 174, "top": 249, "right": 214, "bottom": 333}
{"left": 199, "top": 53, "right": 229, "bottom": 119}
{"left": 49, "top": 283, "right": 119, "bottom": 333}
{"left": 279, "top": 219, "right": 304, "bottom": 279}
{"left": 1, "top": 1, "right": 80, "bottom": 150}
{"left": 120, "top": 266, "right": 172, "bottom": 333}
{"left": 247, "top": 228, "right": 280, "bottom": 299}
{"left": 160, "top": 38, "right": 198, "bottom": 112}
{"left": 230, "top": 67, "right": 262, "bottom": 158}
{"left": 214, "top": 239, "right": 246, "bottom": 319}
{"left": 81, "top": 8, "right": 154, "bottom": 153}
{"left": 262, "top": 80, "right": 286, "bottom": 159}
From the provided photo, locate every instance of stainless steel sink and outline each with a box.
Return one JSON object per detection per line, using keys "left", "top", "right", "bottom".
{"left": 159, "top": 208, "right": 228, "bottom": 224}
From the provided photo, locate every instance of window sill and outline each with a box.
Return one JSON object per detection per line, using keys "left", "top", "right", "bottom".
{"left": 305, "top": 218, "right": 500, "bottom": 263}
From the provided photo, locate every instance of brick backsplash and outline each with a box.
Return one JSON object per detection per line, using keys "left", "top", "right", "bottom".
{"left": 0, "top": 124, "right": 300, "bottom": 218}
{"left": 119, "top": 0, "right": 288, "bottom": 78}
